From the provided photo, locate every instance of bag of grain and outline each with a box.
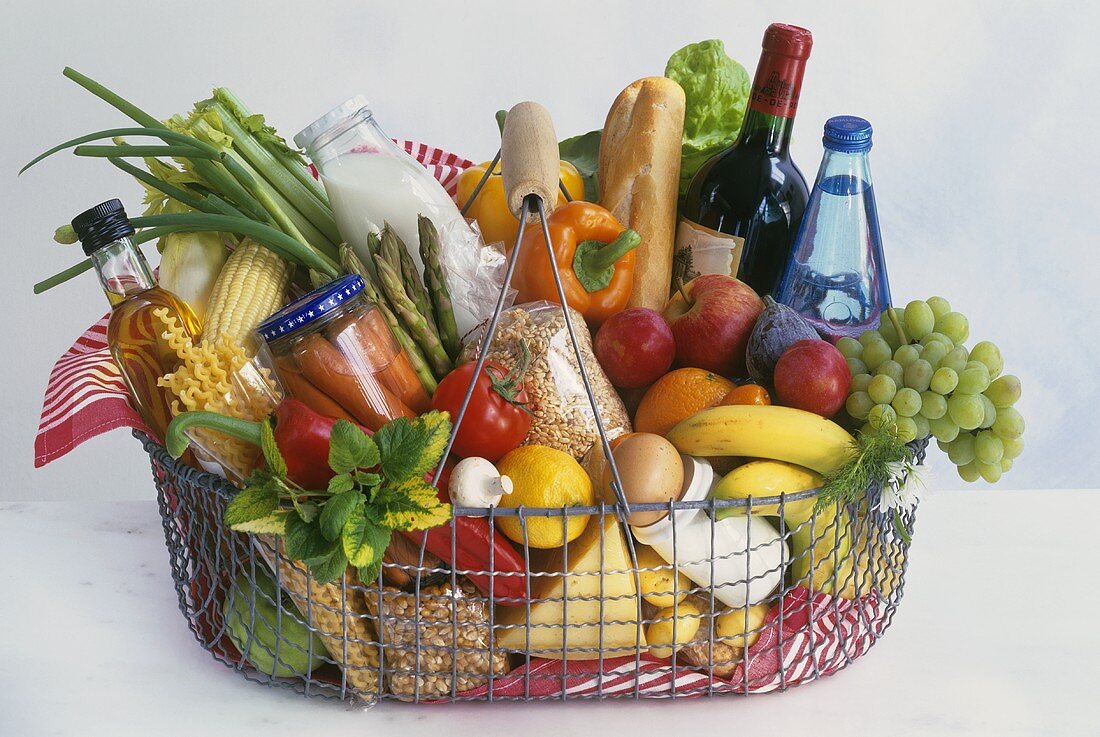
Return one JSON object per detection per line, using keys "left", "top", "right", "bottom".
{"left": 460, "top": 302, "right": 631, "bottom": 459}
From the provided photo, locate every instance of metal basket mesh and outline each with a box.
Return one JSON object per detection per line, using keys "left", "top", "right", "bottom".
{"left": 141, "top": 430, "right": 923, "bottom": 704}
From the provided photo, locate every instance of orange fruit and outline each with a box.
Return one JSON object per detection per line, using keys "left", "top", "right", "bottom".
{"left": 634, "top": 368, "right": 737, "bottom": 436}
{"left": 719, "top": 384, "right": 772, "bottom": 406}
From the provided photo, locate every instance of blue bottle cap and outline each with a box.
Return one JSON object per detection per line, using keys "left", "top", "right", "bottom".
{"left": 256, "top": 274, "right": 364, "bottom": 342}
{"left": 823, "top": 116, "right": 873, "bottom": 153}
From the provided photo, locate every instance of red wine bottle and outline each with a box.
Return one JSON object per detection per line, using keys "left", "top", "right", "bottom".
{"left": 676, "top": 23, "right": 813, "bottom": 297}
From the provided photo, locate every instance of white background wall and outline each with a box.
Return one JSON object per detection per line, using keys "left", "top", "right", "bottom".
{"left": 2, "top": 0, "right": 1096, "bottom": 501}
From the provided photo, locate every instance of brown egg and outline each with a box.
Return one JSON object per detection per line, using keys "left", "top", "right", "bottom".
{"left": 604, "top": 433, "right": 685, "bottom": 526}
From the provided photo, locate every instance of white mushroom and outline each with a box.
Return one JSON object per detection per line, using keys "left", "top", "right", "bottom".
{"left": 448, "top": 457, "right": 514, "bottom": 508}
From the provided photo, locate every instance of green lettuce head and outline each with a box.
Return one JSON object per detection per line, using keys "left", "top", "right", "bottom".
{"left": 665, "top": 39, "right": 751, "bottom": 198}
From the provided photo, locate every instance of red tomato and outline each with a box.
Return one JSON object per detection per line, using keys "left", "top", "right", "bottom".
{"left": 430, "top": 360, "right": 532, "bottom": 461}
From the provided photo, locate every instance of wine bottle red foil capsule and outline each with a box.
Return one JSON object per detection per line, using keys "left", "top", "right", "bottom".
{"left": 749, "top": 23, "right": 813, "bottom": 119}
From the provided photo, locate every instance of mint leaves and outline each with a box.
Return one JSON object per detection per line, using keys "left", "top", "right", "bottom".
{"left": 222, "top": 411, "right": 453, "bottom": 585}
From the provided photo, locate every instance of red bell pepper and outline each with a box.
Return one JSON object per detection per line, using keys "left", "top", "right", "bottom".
{"left": 165, "top": 398, "right": 354, "bottom": 489}
{"left": 402, "top": 462, "right": 527, "bottom": 604}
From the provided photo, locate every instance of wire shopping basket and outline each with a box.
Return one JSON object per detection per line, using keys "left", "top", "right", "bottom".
{"left": 140, "top": 102, "right": 925, "bottom": 704}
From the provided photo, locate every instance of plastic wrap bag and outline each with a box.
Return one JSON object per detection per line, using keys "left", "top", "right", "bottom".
{"left": 363, "top": 579, "right": 508, "bottom": 700}
{"left": 438, "top": 219, "right": 515, "bottom": 339}
{"left": 461, "top": 302, "right": 631, "bottom": 459}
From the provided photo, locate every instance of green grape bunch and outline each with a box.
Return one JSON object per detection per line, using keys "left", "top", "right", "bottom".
{"left": 836, "top": 296, "right": 1023, "bottom": 483}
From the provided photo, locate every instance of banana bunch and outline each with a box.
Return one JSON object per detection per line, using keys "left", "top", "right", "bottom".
{"left": 666, "top": 405, "right": 856, "bottom": 475}
{"left": 670, "top": 406, "right": 895, "bottom": 599}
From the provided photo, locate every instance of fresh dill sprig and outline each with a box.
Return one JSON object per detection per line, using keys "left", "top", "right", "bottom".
{"left": 815, "top": 426, "right": 913, "bottom": 512}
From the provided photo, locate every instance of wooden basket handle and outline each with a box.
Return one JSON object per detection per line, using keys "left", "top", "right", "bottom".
{"left": 500, "top": 101, "right": 559, "bottom": 220}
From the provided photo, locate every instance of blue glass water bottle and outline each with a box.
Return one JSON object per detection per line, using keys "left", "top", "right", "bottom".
{"left": 775, "top": 116, "right": 891, "bottom": 341}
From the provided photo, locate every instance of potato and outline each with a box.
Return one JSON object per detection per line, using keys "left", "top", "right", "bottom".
{"left": 634, "top": 544, "right": 692, "bottom": 607}
{"left": 646, "top": 600, "right": 702, "bottom": 659}
{"left": 715, "top": 603, "right": 770, "bottom": 650}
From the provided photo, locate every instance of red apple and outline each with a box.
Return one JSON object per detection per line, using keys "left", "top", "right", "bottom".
{"left": 774, "top": 339, "right": 851, "bottom": 417}
{"left": 594, "top": 308, "right": 675, "bottom": 388}
{"left": 662, "top": 275, "right": 764, "bottom": 376}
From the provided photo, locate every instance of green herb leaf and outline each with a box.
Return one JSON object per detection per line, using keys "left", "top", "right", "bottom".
{"left": 319, "top": 490, "right": 363, "bottom": 541}
{"left": 259, "top": 419, "right": 287, "bottom": 477}
{"left": 327, "top": 473, "right": 356, "bottom": 495}
{"left": 373, "top": 477, "right": 452, "bottom": 531}
{"left": 294, "top": 501, "right": 319, "bottom": 523}
{"left": 816, "top": 427, "right": 910, "bottom": 511}
{"left": 328, "top": 419, "right": 381, "bottom": 474}
{"left": 341, "top": 505, "right": 392, "bottom": 568}
{"left": 357, "top": 559, "right": 383, "bottom": 587}
{"left": 284, "top": 514, "right": 331, "bottom": 561}
{"left": 224, "top": 485, "right": 278, "bottom": 527}
{"left": 306, "top": 546, "right": 349, "bottom": 585}
{"left": 374, "top": 417, "right": 425, "bottom": 481}
{"left": 558, "top": 129, "right": 601, "bottom": 201}
{"left": 230, "top": 510, "right": 289, "bottom": 535}
{"left": 406, "top": 410, "right": 452, "bottom": 479}
{"left": 354, "top": 471, "right": 382, "bottom": 488}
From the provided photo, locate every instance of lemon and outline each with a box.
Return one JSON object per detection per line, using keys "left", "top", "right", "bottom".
{"left": 496, "top": 445, "right": 595, "bottom": 549}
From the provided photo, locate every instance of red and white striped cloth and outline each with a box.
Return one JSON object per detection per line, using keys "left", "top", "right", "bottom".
{"left": 448, "top": 586, "right": 888, "bottom": 700}
{"left": 34, "top": 142, "right": 472, "bottom": 467}
{"left": 35, "top": 141, "right": 886, "bottom": 696}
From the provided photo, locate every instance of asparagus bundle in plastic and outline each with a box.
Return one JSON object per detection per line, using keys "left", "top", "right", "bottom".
{"left": 417, "top": 215, "right": 461, "bottom": 360}
{"left": 373, "top": 255, "right": 452, "bottom": 378}
{"left": 379, "top": 225, "right": 437, "bottom": 336}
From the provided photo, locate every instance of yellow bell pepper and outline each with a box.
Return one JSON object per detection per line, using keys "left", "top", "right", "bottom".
{"left": 457, "top": 159, "right": 584, "bottom": 249}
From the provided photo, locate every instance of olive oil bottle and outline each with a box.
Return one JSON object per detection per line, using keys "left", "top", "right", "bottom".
{"left": 72, "top": 199, "right": 200, "bottom": 441}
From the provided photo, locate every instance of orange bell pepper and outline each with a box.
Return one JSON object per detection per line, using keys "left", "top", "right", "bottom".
{"left": 512, "top": 201, "right": 640, "bottom": 327}
{"left": 457, "top": 159, "right": 584, "bottom": 248}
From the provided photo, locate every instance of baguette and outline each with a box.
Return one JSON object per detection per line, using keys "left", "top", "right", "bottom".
{"left": 598, "top": 77, "right": 686, "bottom": 312}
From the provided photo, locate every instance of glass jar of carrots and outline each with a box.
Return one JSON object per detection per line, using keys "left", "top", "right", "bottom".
{"left": 257, "top": 275, "right": 430, "bottom": 430}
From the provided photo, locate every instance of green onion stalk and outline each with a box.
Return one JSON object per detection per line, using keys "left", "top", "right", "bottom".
{"left": 23, "top": 67, "right": 344, "bottom": 294}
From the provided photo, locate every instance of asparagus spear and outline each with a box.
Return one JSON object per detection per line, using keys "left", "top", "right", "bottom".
{"left": 380, "top": 224, "right": 438, "bottom": 335}
{"left": 373, "top": 254, "right": 452, "bottom": 378}
{"left": 417, "top": 215, "right": 461, "bottom": 359}
{"left": 340, "top": 246, "right": 438, "bottom": 394}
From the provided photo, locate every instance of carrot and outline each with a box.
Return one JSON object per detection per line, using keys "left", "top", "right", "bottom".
{"left": 326, "top": 308, "right": 431, "bottom": 414}
{"left": 273, "top": 355, "right": 358, "bottom": 423}
{"left": 293, "top": 333, "right": 415, "bottom": 431}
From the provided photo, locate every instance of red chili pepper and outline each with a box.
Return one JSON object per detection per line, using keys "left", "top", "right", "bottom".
{"left": 164, "top": 399, "right": 360, "bottom": 489}
{"left": 402, "top": 462, "right": 527, "bottom": 604}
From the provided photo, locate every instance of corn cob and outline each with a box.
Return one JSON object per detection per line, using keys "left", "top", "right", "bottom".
{"left": 203, "top": 238, "right": 290, "bottom": 347}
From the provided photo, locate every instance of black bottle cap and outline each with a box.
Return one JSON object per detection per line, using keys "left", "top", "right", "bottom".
{"left": 72, "top": 199, "right": 136, "bottom": 256}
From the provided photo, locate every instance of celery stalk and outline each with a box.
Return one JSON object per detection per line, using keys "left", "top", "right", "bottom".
{"left": 202, "top": 100, "right": 340, "bottom": 244}
{"left": 186, "top": 116, "right": 338, "bottom": 262}
{"left": 213, "top": 88, "right": 331, "bottom": 207}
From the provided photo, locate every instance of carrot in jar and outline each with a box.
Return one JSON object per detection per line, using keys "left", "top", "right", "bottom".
{"left": 273, "top": 354, "right": 358, "bottom": 423}
{"left": 325, "top": 308, "right": 431, "bottom": 414}
{"left": 293, "top": 333, "right": 415, "bottom": 431}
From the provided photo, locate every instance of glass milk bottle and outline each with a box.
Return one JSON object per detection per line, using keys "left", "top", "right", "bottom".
{"left": 775, "top": 116, "right": 892, "bottom": 341}
{"left": 294, "top": 98, "right": 479, "bottom": 331}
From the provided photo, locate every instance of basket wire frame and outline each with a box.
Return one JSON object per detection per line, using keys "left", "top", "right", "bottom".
{"left": 141, "top": 169, "right": 925, "bottom": 705}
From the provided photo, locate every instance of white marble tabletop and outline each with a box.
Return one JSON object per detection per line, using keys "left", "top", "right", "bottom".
{"left": 1, "top": 490, "right": 1096, "bottom": 736}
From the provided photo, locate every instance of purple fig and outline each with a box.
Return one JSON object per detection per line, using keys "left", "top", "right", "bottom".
{"left": 746, "top": 296, "right": 821, "bottom": 384}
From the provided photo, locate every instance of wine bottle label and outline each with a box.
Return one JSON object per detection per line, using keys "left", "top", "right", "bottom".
{"left": 673, "top": 218, "right": 746, "bottom": 284}
{"left": 749, "top": 53, "right": 806, "bottom": 119}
